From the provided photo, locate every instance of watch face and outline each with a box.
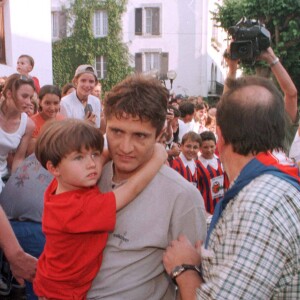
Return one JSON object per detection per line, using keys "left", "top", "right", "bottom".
{"left": 172, "top": 265, "right": 185, "bottom": 277}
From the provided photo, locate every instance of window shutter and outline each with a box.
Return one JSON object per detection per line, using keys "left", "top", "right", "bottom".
{"left": 160, "top": 52, "right": 168, "bottom": 80}
{"left": 135, "top": 8, "right": 142, "bottom": 35}
{"left": 103, "top": 11, "right": 108, "bottom": 36}
{"left": 59, "top": 12, "right": 67, "bottom": 38}
{"left": 152, "top": 8, "right": 160, "bottom": 35}
{"left": 0, "top": 5, "right": 5, "bottom": 64}
{"left": 135, "top": 53, "right": 143, "bottom": 73}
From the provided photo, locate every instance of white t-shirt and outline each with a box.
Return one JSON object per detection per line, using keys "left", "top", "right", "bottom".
{"left": 178, "top": 119, "right": 194, "bottom": 143}
{"left": 0, "top": 112, "right": 28, "bottom": 193}
{"left": 60, "top": 90, "right": 101, "bottom": 128}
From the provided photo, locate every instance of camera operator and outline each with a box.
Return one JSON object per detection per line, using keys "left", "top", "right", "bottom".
{"left": 224, "top": 45, "right": 299, "bottom": 151}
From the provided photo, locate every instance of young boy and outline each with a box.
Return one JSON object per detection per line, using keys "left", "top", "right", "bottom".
{"left": 33, "top": 119, "right": 166, "bottom": 300}
{"left": 170, "top": 131, "right": 201, "bottom": 188}
{"left": 197, "top": 131, "right": 229, "bottom": 214}
{"left": 17, "top": 54, "right": 40, "bottom": 93}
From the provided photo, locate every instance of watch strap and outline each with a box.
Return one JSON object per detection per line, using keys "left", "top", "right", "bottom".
{"left": 170, "top": 264, "right": 202, "bottom": 285}
{"left": 270, "top": 57, "right": 280, "bottom": 67}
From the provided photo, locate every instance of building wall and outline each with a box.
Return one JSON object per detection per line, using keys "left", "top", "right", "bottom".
{"left": 123, "top": 0, "right": 226, "bottom": 97}
{"left": 51, "top": 0, "right": 227, "bottom": 97}
{"left": 0, "top": 0, "right": 52, "bottom": 86}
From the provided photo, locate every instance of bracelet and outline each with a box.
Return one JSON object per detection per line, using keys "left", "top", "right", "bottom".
{"left": 270, "top": 57, "right": 280, "bottom": 67}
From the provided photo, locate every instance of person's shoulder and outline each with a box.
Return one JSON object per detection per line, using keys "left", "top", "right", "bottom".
{"left": 56, "top": 113, "right": 65, "bottom": 120}
{"left": 88, "top": 95, "right": 101, "bottom": 107}
{"left": 0, "top": 154, "right": 53, "bottom": 221}
{"left": 152, "top": 166, "right": 206, "bottom": 215}
{"left": 196, "top": 157, "right": 206, "bottom": 168}
{"left": 88, "top": 94, "right": 100, "bottom": 102}
{"left": 170, "top": 156, "right": 182, "bottom": 165}
{"left": 30, "top": 112, "right": 39, "bottom": 121}
{"left": 32, "top": 76, "right": 40, "bottom": 82}
{"left": 238, "top": 173, "right": 300, "bottom": 214}
{"left": 24, "top": 114, "right": 35, "bottom": 131}
{"left": 61, "top": 91, "right": 75, "bottom": 103}
{"left": 156, "top": 165, "right": 200, "bottom": 195}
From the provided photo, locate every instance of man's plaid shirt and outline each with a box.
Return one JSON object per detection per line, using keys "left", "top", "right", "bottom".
{"left": 197, "top": 174, "right": 300, "bottom": 299}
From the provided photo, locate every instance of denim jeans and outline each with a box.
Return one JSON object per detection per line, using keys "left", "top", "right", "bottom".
{"left": 10, "top": 221, "right": 45, "bottom": 300}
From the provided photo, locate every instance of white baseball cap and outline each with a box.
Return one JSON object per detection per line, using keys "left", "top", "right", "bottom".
{"left": 74, "top": 64, "right": 98, "bottom": 79}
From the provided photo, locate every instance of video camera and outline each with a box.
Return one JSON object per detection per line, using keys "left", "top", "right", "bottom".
{"left": 228, "top": 17, "right": 271, "bottom": 65}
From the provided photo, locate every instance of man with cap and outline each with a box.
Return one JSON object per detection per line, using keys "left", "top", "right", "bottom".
{"left": 60, "top": 65, "right": 101, "bottom": 128}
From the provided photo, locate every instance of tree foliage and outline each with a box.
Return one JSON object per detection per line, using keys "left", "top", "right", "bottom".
{"left": 213, "top": 0, "right": 300, "bottom": 97}
{"left": 52, "top": 0, "right": 132, "bottom": 93}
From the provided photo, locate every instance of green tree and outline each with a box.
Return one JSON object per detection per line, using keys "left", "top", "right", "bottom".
{"left": 213, "top": 0, "right": 300, "bottom": 98}
{"left": 52, "top": 0, "right": 132, "bottom": 93}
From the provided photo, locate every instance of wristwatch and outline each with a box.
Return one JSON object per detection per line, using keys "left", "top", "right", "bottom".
{"left": 170, "top": 264, "right": 202, "bottom": 285}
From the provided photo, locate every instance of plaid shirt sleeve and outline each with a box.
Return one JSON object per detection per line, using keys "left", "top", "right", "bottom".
{"left": 197, "top": 175, "right": 300, "bottom": 299}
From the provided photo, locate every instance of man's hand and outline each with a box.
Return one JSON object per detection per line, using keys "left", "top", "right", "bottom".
{"left": 224, "top": 48, "right": 239, "bottom": 74}
{"left": 257, "top": 47, "right": 277, "bottom": 64}
{"left": 166, "top": 109, "right": 174, "bottom": 124}
{"left": 163, "top": 235, "right": 202, "bottom": 274}
{"left": 85, "top": 111, "right": 97, "bottom": 126}
{"left": 153, "top": 143, "right": 168, "bottom": 164}
{"left": 168, "top": 143, "right": 180, "bottom": 157}
{"left": 8, "top": 250, "right": 37, "bottom": 284}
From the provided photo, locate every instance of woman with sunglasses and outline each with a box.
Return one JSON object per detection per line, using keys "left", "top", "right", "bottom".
{"left": 0, "top": 73, "right": 35, "bottom": 193}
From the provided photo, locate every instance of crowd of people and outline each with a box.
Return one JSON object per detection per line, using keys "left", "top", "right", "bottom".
{"left": 0, "top": 43, "right": 298, "bottom": 300}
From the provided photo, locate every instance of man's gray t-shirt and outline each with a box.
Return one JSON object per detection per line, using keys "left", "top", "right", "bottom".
{"left": 87, "top": 163, "right": 207, "bottom": 300}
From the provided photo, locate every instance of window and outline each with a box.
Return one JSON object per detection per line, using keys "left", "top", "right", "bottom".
{"left": 209, "top": 64, "right": 217, "bottom": 94}
{"left": 95, "top": 56, "right": 107, "bottom": 79}
{"left": 145, "top": 52, "right": 159, "bottom": 72}
{"left": 135, "top": 52, "right": 168, "bottom": 79}
{"left": 93, "top": 10, "right": 108, "bottom": 38}
{"left": 135, "top": 7, "right": 160, "bottom": 36}
{"left": 0, "top": 1, "right": 5, "bottom": 64}
{"left": 52, "top": 12, "right": 59, "bottom": 39}
{"left": 51, "top": 11, "right": 67, "bottom": 39}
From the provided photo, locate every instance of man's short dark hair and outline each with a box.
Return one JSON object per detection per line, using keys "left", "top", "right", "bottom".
{"left": 195, "top": 103, "right": 206, "bottom": 111}
{"left": 217, "top": 76, "right": 286, "bottom": 155}
{"left": 104, "top": 74, "right": 169, "bottom": 136}
{"left": 200, "top": 131, "right": 216, "bottom": 144}
{"left": 179, "top": 101, "right": 195, "bottom": 118}
{"left": 168, "top": 105, "right": 180, "bottom": 118}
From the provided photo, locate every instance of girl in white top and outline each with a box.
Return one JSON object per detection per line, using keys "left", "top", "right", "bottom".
{"left": 0, "top": 74, "right": 35, "bottom": 193}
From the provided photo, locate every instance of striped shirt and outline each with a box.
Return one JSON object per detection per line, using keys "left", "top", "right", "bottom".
{"left": 170, "top": 156, "right": 198, "bottom": 188}
{"left": 197, "top": 174, "right": 300, "bottom": 299}
{"left": 196, "top": 156, "right": 229, "bottom": 214}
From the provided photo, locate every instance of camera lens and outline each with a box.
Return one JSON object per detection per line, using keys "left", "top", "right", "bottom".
{"left": 238, "top": 46, "right": 249, "bottom": 54}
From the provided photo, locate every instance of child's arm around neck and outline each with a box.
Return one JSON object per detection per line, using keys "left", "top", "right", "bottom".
{"left": 113, "top": 143, "right": 167, "bottom": 210}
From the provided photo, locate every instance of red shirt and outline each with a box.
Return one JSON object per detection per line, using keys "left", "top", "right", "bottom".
{"left": 31, "top": 113, "right": 65, "bottom": 138}
{"left": 32, "top": 76, "right": 40, "bottom": 94}
{"left": 34, "top": 179, "right": 116, "bottom": 299}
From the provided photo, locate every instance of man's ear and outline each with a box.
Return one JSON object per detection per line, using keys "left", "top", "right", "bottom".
{"left": 46, "top": 161, "right": 60, "bottom": 177}
{"left": 216, "top": 126, "right": 224, "bottom": 147}
{"left": 72, "top": 78, "right": 78, "bottom": 88}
